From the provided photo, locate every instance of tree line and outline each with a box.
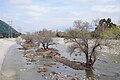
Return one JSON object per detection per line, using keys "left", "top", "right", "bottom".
{"left": 18, "top": 18, "right": 120, "bottom": 69}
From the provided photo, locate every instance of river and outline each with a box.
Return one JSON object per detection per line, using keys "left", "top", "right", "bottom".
{"left": 0, "top": 39, "right": 120, "bottom": 80}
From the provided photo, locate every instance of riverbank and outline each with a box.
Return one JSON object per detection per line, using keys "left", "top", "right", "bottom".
{"left": 0, "top": 38, "right": 16, "bottom": 71}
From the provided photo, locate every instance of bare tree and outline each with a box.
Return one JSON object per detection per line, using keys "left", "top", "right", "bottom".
{"left": 20, "top": 33, "right": 34, "bottom": 50}
{"left": 66, "top": 20, "right": 102, "bottom": 68}
{"left": 19, "top": 29, "right": 56, "bottom": 51}
{"left": 33, "top": 29, "right": 56, "bottom": 50}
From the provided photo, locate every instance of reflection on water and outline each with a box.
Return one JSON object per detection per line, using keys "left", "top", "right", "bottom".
{"left": 85, "top": 70, "right": 94, "bottom": 79}
{"left": 0, "top": 43, "right": 120, "bottom": 80}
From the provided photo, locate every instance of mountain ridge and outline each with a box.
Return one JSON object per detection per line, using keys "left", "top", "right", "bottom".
{"left": 0, "top": 20, "right": 21, "bottom": 38}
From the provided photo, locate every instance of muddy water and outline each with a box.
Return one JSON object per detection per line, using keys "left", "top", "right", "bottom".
{"left": 0, "top": 43, "right": 120, "bottom": 80}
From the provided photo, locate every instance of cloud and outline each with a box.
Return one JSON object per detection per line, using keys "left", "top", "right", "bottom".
{"left": 72, "top": 11, "right": 86, "bottom": 17}
{"left": 4, "top": 0, "right": 50, "bottom": 17}
{"left": 91, "top": 0, "right": 116, "bottom": 4}
{"left": 21, "top": 5, "right": 49, "bottom": 17}
{"left": 64, "top": 0, "right": 88, "bottom": 4}
{"left": 5, "top": 0, "right": 32, "bottom": 5}
{"left": 92, "top": 5, "right": 120, "bottom": 13}
{"left": 62, "top": 0, "right": 116, "bottom": 6}
{"left": 1, "top": 0, "right": 120, "bottom": 32}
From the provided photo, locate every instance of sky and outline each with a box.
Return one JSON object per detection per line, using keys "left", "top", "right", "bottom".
{"left": 0, "top": 0, "right": 120, "bottom": 33}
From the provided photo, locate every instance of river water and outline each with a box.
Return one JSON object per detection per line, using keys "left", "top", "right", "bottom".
{"left": 0, "top": 39, "right": 120, "bottom": 80}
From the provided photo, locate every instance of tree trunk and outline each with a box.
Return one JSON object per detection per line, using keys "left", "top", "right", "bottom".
{"left": 42, "top": 43, "right": 46, "bottom": 50}
{"left": 85, "top": 53, "right": 90, "bottom": 68}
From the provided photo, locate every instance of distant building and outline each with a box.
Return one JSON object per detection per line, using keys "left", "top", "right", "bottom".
{"left": 0, "top": 20, "right": 21, "bottom": 38}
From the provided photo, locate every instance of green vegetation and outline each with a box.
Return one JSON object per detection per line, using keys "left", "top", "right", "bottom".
{"left": 92, "top": 18, "right": 120, "bottom": 39}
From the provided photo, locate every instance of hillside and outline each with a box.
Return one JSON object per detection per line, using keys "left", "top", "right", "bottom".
{"left": 0, "top": 20, "right": 21, "bottom": 38}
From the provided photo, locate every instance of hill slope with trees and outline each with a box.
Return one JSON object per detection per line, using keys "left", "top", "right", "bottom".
{"left": 0, "top": 20, "right": 21, "bottom": 38}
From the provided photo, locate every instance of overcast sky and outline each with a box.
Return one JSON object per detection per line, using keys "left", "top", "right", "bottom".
{"left": 0, "top": 0, "right": 120, "bottom": 33}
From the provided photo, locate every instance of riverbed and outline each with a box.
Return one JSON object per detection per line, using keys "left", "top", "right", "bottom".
{"left": 0, "top": 39, "right": 120, "bottom": 80}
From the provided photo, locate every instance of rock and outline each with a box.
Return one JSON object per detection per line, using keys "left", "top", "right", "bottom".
{"left": 56, "top": 78, "right": 59, "bottom": 80}
{"left": 51, "top": 71, "right": 57, "bottom": 75}
{"left": 37, "top": 67, "right": 48, "bottom": 73}
{"left": 50, "top": 62, "right": 56, "bottom": 65}
{"left": 71, "top": 77, "right": 80, "bottom": 80}
{"left": 41, "top": 67, "right": 47, "bottom": 72}
{"left": 25, "top": 55, "right": 34, "bottom": 59}
{"left": 73, "top": 58, "right": 76, "bottom": 60}
{"left": 44, "top": 62, "right": 56, "bottom": 67}
{"left": 71, "top": 78, "right": 77, "bottom": 80}
{"left": 75, "top": 54, "right": 78, "bottom": 56}
{"left": 65, "top": 67, "right": 67, "bottom": 69}
{"left": 26, "top": 62, "right": 31, "bottom": 65}
{"left": 29, "top": 59, "right": 36, "bottom": 62}
{"left": 44, "top": 63, "right": 52, "bottom": 67}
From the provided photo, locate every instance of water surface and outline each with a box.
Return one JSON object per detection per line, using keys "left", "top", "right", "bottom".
{"left": 0, "top": 41, "right": 120, "bottom": 80}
